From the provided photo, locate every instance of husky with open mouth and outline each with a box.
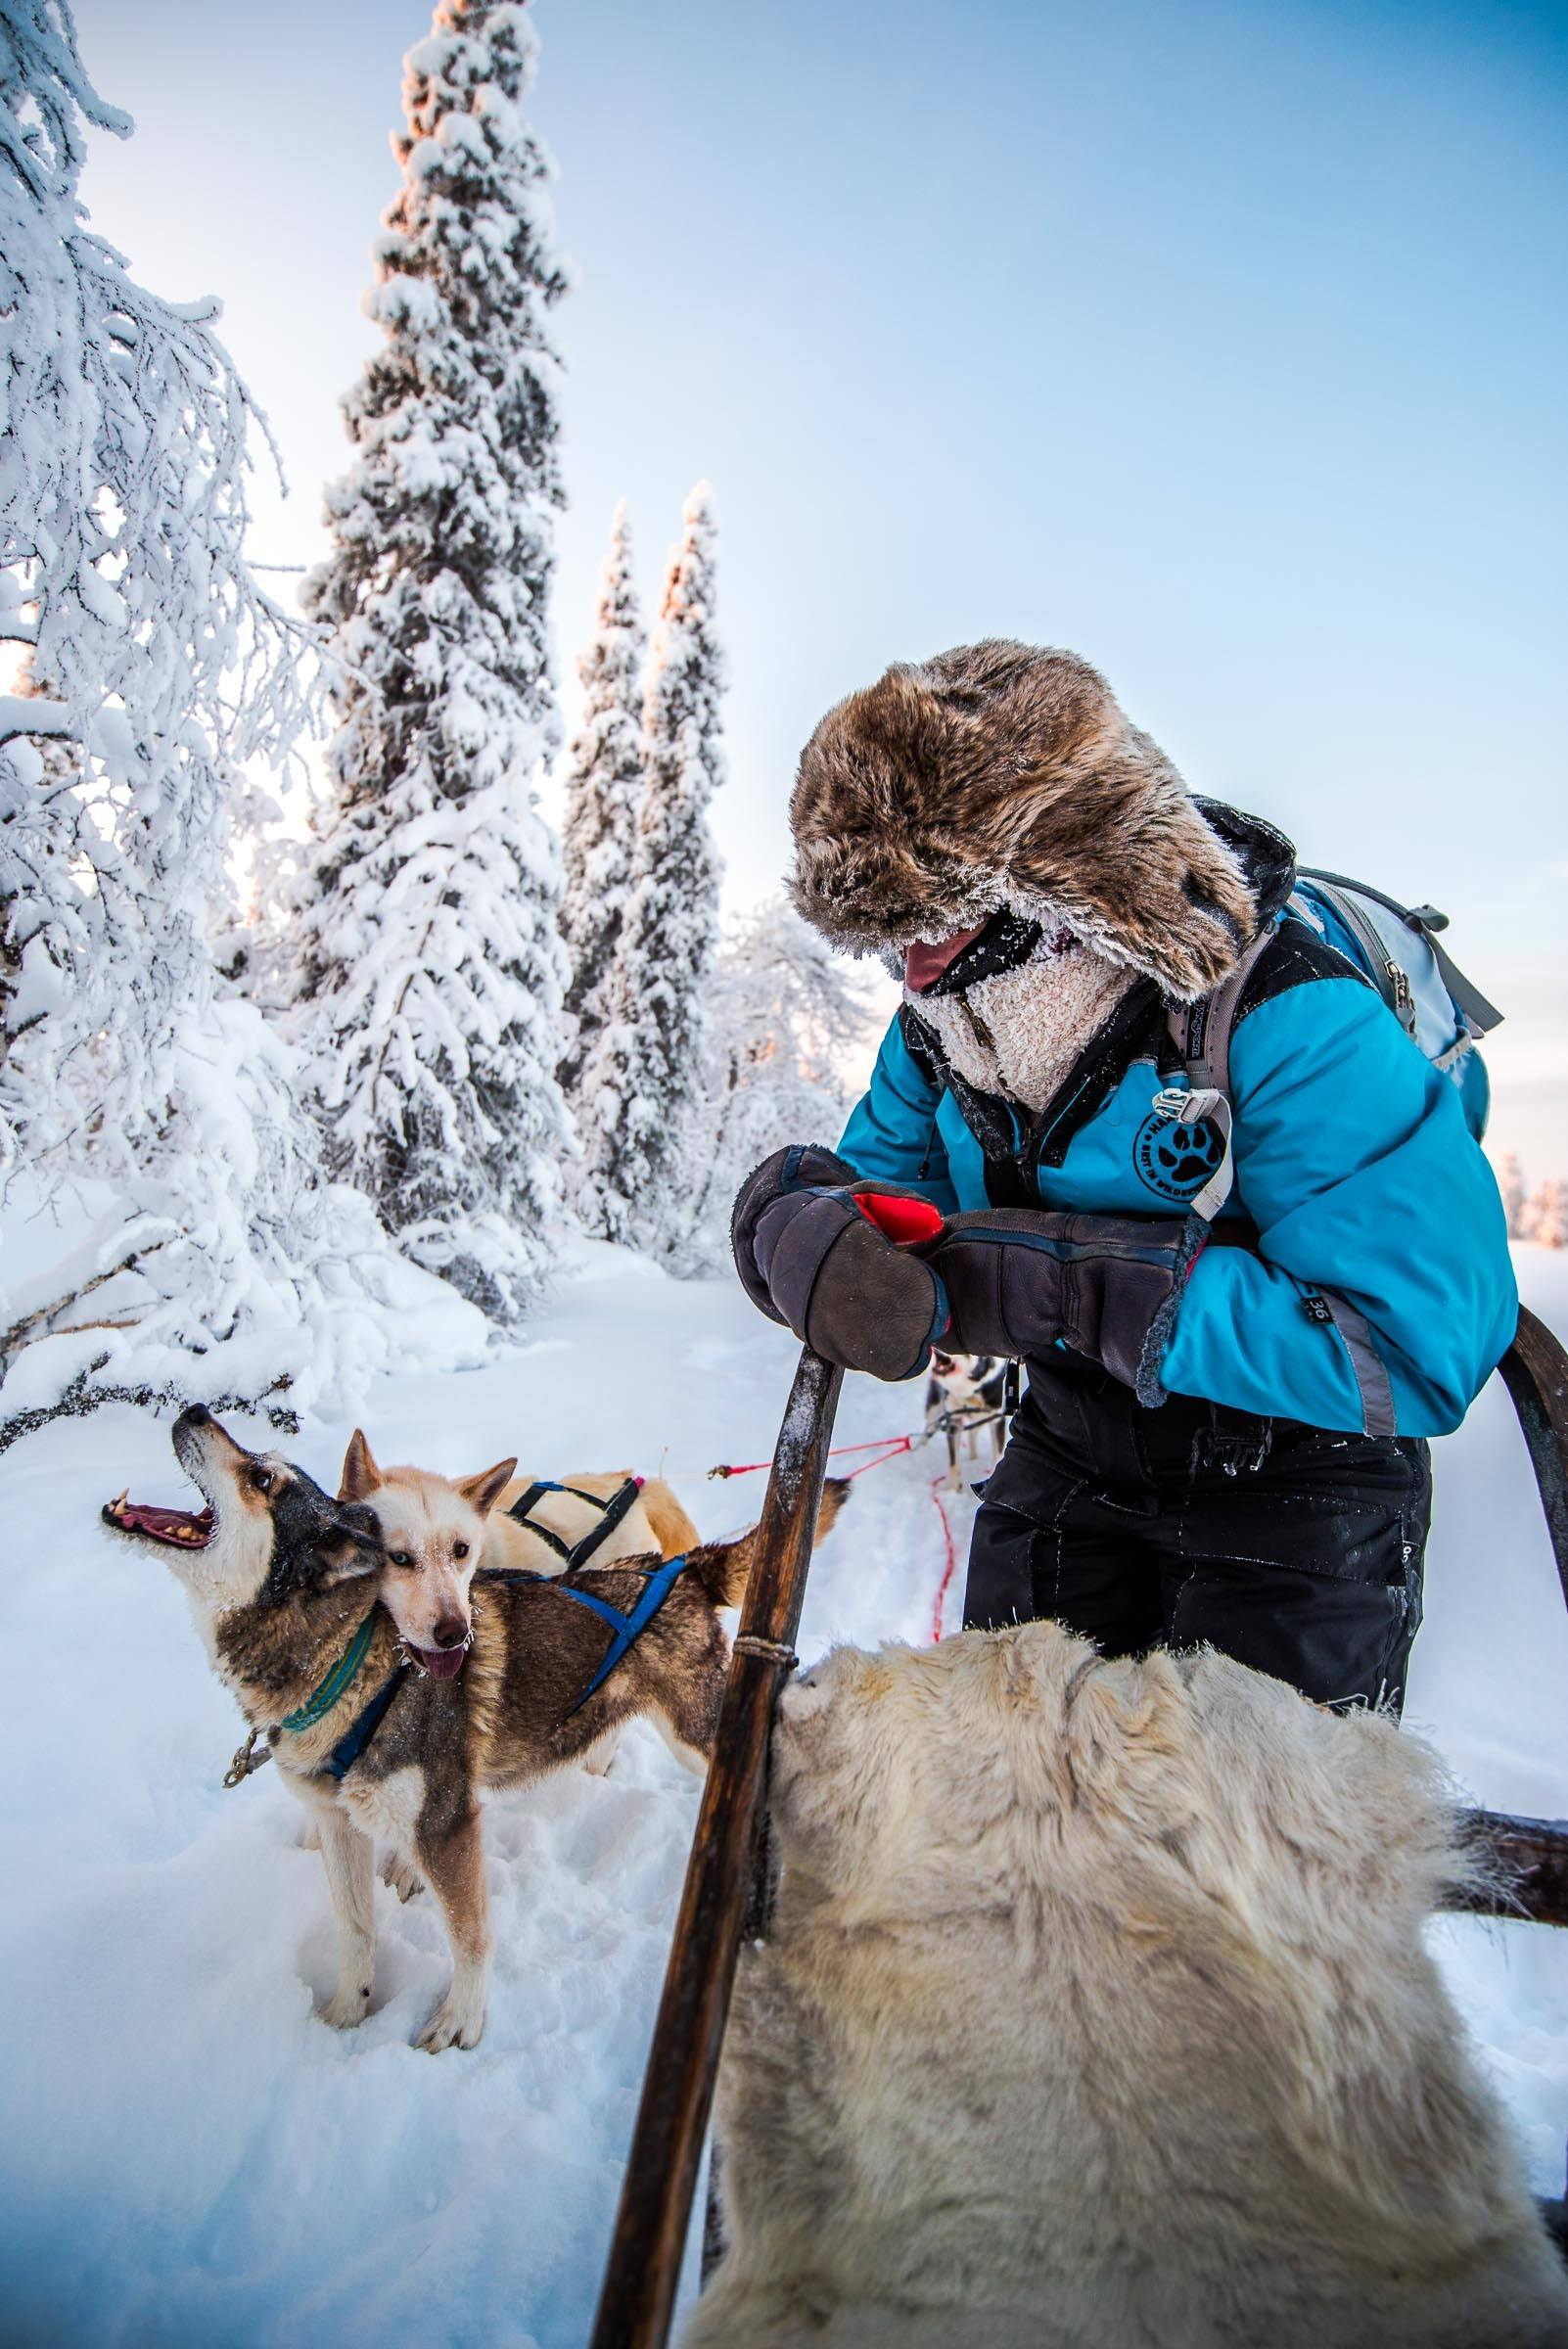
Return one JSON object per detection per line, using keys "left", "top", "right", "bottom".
{"left": 105, "top": 1407, "right": 847, "bottom": 2052}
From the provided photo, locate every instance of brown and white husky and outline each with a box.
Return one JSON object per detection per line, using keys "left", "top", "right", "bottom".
{"left": 105, "top": 1406, "right": 846, "bottom": 2053}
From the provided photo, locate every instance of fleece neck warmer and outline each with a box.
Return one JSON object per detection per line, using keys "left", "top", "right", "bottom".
{"left": 907, "top": 916, "right": 1137, "bottom": 1113}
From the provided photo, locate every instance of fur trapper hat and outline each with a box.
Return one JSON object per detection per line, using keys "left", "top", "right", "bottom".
{"left": 789, "top": 640, "right": 1259, "bottom": 1000}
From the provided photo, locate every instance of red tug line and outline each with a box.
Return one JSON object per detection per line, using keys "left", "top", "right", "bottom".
{"left": 709, "top": 1432, "right": 961, "bottom": 1644}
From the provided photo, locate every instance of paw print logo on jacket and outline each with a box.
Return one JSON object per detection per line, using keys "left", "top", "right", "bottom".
{"left": 1133, "top": 1110, "right": 1226, "bottom": 1204}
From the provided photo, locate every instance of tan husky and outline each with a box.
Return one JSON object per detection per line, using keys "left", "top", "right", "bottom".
{"left": 106, "top": 1407, "right": 845, "bottom": 2053}
{"left": 336, "top": 1431, "right": 703, "bottom": 1786}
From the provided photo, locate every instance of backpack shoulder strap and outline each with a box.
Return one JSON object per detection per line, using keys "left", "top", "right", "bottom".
{"left": 1167, "top": 922, "right": 1277, "bottom": 1097}
{"left": 1159, "top": 925, "right": 1278, "bottom": 1224}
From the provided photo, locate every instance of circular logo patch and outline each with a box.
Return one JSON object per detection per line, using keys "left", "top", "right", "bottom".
{"left": 1133, "top": 1110, "right": 1224, "bottom": 1203}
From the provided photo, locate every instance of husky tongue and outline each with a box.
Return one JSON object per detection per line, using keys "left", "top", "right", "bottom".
{"left": 103, "top": 1495, "right": 214, "bottom": 1548}
{"left": 903, "top": 924, "right": 989, "bottom": 994}
{"left": 414, "top": 1645, "right": 467, "bottom": 1681}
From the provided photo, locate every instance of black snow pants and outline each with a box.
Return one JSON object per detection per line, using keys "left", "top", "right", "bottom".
{"left": 963, "top": 1356, "right": 1431, "bottom": 1713}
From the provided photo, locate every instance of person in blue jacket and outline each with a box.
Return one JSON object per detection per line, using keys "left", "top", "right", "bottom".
{"left": 732, "top": 641, "right": 1516, "bottom": 1711}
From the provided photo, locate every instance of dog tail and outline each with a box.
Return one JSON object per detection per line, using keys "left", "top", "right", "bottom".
{"left": 640, "top": 1475, "right": 701, "bottom": 1559}
{"left": 687, "top": 1476, "right": 852, "bottom": 1611}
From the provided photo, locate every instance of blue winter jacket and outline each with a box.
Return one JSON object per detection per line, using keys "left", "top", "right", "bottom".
{"left": 839, "top": 815, "right": 1516, "bottom": 1438}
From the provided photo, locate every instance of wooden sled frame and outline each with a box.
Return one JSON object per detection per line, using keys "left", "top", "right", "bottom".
{"left": 589, "top": 1307, "right": 1568, "bottom": 2349}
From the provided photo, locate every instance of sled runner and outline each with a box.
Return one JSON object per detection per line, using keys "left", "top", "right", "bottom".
{"left": 588, "top": 1310, "right": 1568, "bottom": 2349}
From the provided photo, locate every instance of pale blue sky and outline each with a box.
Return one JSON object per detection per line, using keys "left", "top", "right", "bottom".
{"left": 74, "top": 0, "right": 1566, "bottom": 1166}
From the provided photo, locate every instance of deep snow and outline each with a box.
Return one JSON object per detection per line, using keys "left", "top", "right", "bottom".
{"left": 1, "top": 1242, "right": 1565, "bottom": 2346}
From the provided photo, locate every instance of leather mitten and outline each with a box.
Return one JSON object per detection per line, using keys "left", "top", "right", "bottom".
{"left": 732, "top": 1146, "right": 950, "bottom": 1381}
{"left": 930, "top": 1209, "right": 1205, "bottom": 1405}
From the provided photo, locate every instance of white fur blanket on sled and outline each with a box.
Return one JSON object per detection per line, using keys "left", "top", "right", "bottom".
{"left": 681, "top": 1624, "right": 1568, "bottom": 2349}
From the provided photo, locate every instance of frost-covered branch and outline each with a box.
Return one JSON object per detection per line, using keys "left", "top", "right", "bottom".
{"left": 0, "top": 1358, "right": 300, "bottom": 1459}
{"left": 1, "top": 0, "right": 326, "bottom": 1209}
{"left": 0, "top": 1233, "right": 169, "bottom": 1362}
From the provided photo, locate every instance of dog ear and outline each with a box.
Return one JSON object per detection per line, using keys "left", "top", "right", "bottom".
{"left": 319, "top": 1541, "right": 380, "bottom": 1578}
{"left": 452, "top": 1447, "right": 521, "bottom": 1522}
{"left": 316, "top": 1501, "right": 384, "bottom": 1586}
{"left": 340, "top": 1428, "right": 380, "bottom": 1502}
{"left": 318, "top": 1541, "right": 381, "bottom": 1586}
{"left": 453, "top": 1457, "right": 519, "bottom": 1519}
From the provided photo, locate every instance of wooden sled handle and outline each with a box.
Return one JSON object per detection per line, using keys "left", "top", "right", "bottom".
{"left": 1499, "top": 1304, "right": 1568, "bottom": 1611}
{"left": 588, "top": 1346, "right": 844, "bottom": 2349}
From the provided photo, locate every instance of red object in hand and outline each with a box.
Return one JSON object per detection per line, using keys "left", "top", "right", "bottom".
{"left": 853, "top": 1191, "right": 946, "bottom": 1248}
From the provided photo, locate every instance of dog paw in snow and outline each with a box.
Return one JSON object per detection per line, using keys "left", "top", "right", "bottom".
{"left": 415, "top": 1985, "right": 485, "bottom": 2054}
{"left": 320, "top": 1980, "right": 372, "bottom": 2031}
{"left": 381, "top": 1852, "right": 424, "bottom": 1903}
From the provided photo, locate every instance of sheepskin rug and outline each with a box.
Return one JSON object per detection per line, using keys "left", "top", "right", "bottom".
{"left": 682, "top": 1624, "right": 1568, "bottom": 2349}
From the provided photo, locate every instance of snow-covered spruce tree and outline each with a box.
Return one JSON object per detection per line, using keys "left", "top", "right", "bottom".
{"left": 0, "top": 1, "right": 442, "bottom": 1437}
{"left": 577, "top": 484, "right": 724, "bottom": 1250}
{"left": 669, "top": 898, "right": 873, "bottom": 1270}
{"left": 298, "top": 0, "right": 572, "bottom": 1324}
{"left": 558, "top": 499, "right": 644, "bottom": 1108}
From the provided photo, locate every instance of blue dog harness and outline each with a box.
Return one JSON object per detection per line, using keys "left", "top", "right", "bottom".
{"left": 496, "top": 1473, "right": 701, "bottom": 1715}
{"left": 316, "top": 1664, "right": 410, "bottom": 1782}
{"left": 224, "top": 1636, "right": 411, "bottom": 1791}
{"left": 481, "top": 1548, "right": 698, "bottom": 1718}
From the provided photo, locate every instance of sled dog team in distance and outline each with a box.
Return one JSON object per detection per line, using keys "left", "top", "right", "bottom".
{"left": 105, "top": 646, "right": 1565, "bottom": 2338}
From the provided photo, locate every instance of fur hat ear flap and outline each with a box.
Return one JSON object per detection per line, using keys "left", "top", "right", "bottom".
{"left": 454, "top": 1458, "right": 519, "bottom": 1519}
{"left": 339, "top": 1428, "right": 380, "bottom": 1502}
{"left": 1003, "top": 754, "right": 1260, "bottom": 1001}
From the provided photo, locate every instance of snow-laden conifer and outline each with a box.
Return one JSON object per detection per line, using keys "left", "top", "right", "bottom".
{"left": 298, "top": 0, "right": 572, "bottom": 1323}
{"left": 577, "top": 484, "right": 724, "bottom": 1248}
{"left": 558, "top": 500, "right": 644, "bottom": 1106}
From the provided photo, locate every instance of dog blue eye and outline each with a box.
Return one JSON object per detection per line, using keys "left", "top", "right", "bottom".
{"left": 390, "top": 1550, "right": 413, "bottom": 1569}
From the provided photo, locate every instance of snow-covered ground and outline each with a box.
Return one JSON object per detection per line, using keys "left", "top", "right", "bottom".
{"left": 1, "top": 1243, "right": 1565, "bottom": 2347}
